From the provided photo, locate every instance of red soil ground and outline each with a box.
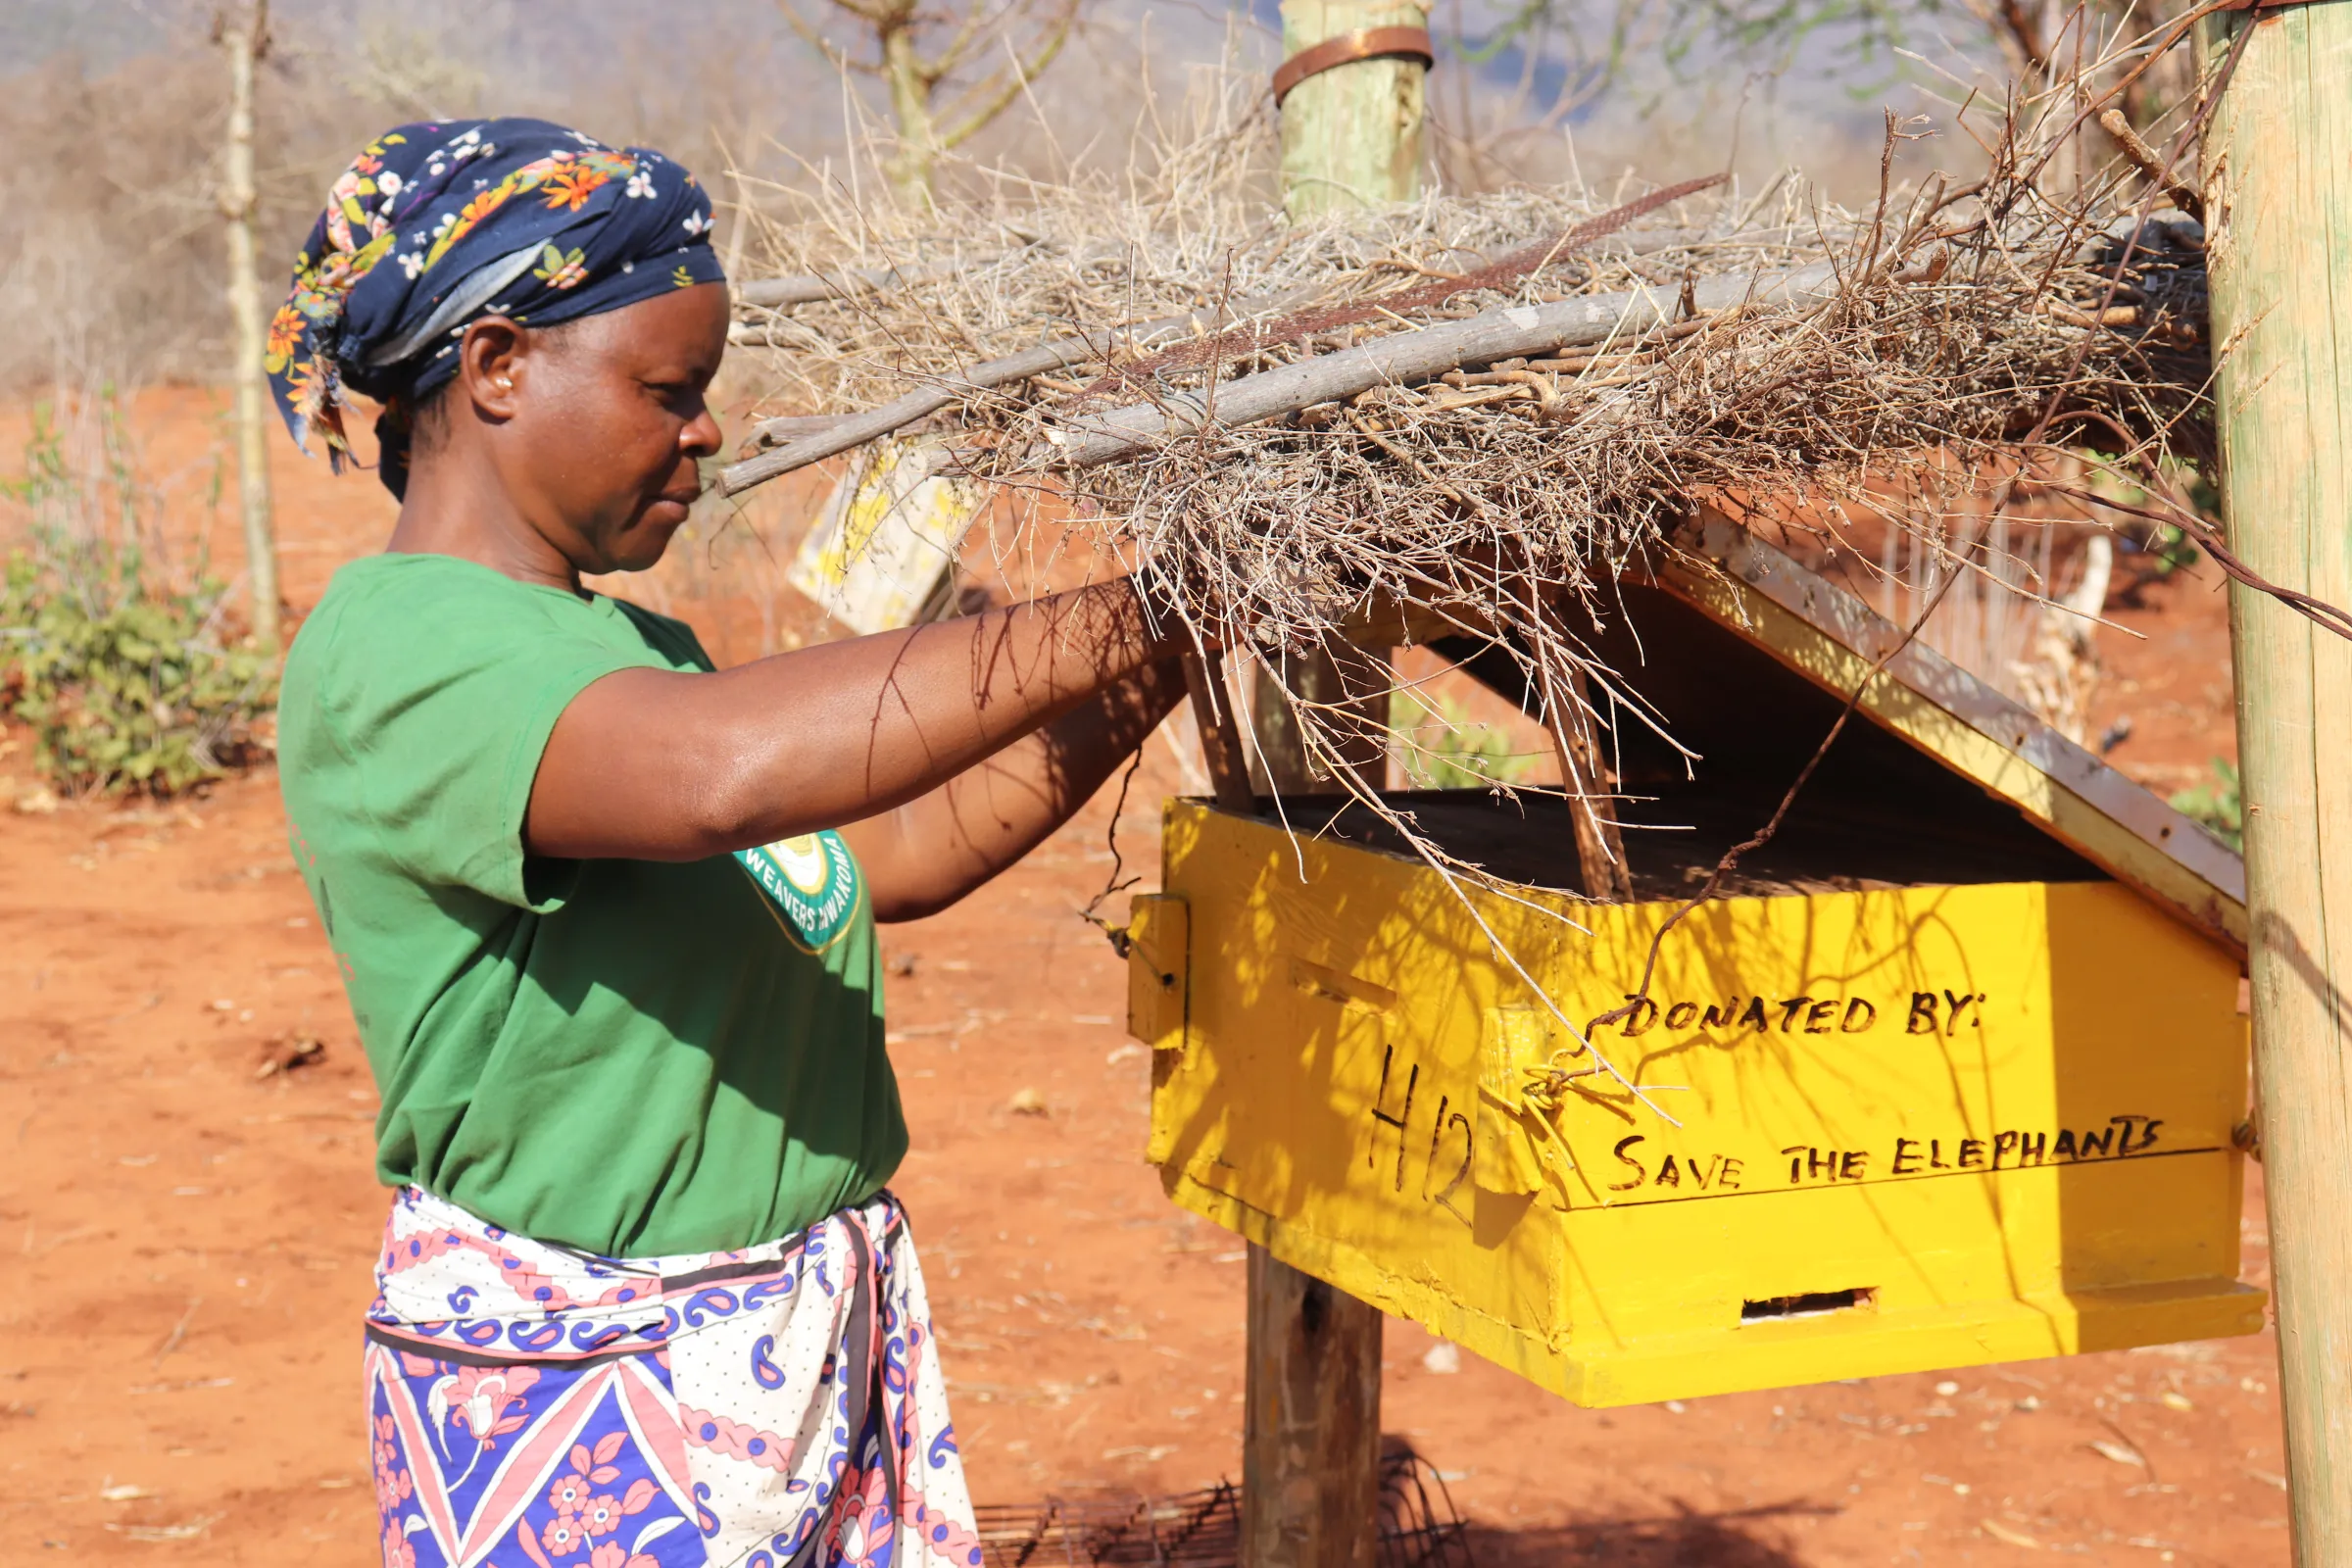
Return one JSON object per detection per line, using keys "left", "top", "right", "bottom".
{"left": 0, "top": 392, "right": 2282, "bottom": 1566}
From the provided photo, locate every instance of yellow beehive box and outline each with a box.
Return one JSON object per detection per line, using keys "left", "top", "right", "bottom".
{"left": 1129, "top": 802, "right": 2263, "bottom": 1406}
{"left": 1130, "top": 516, "right": 2268, "bottom": 1405}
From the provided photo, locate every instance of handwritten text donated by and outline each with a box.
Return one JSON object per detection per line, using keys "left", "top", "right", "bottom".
{"left": 1589, "top": 988, "right": 1988, "bottom": 1038}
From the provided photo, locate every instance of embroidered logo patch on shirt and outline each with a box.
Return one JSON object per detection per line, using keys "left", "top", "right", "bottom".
{"left": 735, "top": 831, "right": 862, "bottom": 954}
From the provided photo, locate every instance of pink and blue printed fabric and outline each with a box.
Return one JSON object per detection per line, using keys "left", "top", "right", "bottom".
{"left": 267, "top": 118, "right": 727, "bottom": 498}
{"left": 365, "top": 1188, "right": 981, "bottom": 1568}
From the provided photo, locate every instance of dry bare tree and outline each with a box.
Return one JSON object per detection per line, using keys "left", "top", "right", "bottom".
{"left": 215, "top": 0, "right": 279, "bottom": 648}
{"left": 1430, "top": 0, "right": 2204, "bottom": 191}
{"left": 774, "top": 0, "right": 1086, "bottom": 203}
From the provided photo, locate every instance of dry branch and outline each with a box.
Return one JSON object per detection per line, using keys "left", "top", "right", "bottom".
{"left": 715, "top": 225, "right": 1783, "bottom": 495}
{"left": 734, "top": 258, "right": 967, "bottom": 310}
{"left": 1034, "top": 262, "right": 1840, "bottom": 468}
{"left": 721, "top": 287, "right": 1327, "bottom": 493}
{"left": 1076, "top": 172, "right": 1728, "bottom": 401}
{"left": 723, "top": 337, "right": 1101, "bottom": 494}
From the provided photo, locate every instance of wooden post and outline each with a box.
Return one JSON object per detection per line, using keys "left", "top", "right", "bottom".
{"left": 1254, "top": 0, "right": 1429, "bottom": 801}
{"left": 1181, "top": 650, "right": 1255, "bottom": 814}
{"left": 1237, "top": 8, "right": 1429, "bottom": 1566}
{"left": 2199, "top": 3, "right": 2352, "bottom": 1559}
{"left": 1249, "top": 644, "right": 1392, "bottom": 797}
{"left": 1534, "top": 634, "right": 1633, "bottom": 902}
{"left": 218, "top": 1, "right": 280, "bottom": 649}
{"left": 1278, "top": 0, "right": 1428, "bottom": 220}
{"left": 1242, "top": 1247, "right": 1385, "bottom": 1568}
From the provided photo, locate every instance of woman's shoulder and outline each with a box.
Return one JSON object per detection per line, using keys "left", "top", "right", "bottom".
{"left": 287, "top": 559, "right": 627, "bottom": 743}
{"left": 293, "top": 555, "right": 612, "bottom": 668}
{"left": 313, "top": 552, "right": 586, "bottom": 622}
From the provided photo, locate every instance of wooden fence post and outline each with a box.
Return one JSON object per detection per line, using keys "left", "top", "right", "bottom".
{"left": 2200, "top": 3, "right": 2352, "bottom": 1559}
{"left": 1235, "top": 7, "right": 1429, "bottom": 1566}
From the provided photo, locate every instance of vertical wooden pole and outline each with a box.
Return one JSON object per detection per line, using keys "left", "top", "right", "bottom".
{"left": 1239, "top": 668, "right": 1392, "bottom": 1568}
{"left": 1243, "top": 1247, "right": 1385, "bottom": 1568}
{"left": 1181, "top": 650, "right": 1255, "bottom": 814}
{"left": 2200, "top": 5, "right": 2352, "bottom": 1561}
{"left": 219, "top": 1, "right": 279, "bottom": 649}
{"left": 1279, "top": 0, "right": 1428, "bottom": 220}
{"left": 1535, "top": 647, "right": 1633, "bottom": 902}
{"left": 1239, "top": 9, "right": 1428, "bottom": 1566}
{"left": 1249, "top": 644, "right": 1393, "bottom": 797}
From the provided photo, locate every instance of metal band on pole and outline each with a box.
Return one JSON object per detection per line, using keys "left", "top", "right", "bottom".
{"left": 1271, "top": 24, "right": 1434, "bottom": 106}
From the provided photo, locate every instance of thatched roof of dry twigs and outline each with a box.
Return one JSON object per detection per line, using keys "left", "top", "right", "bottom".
{"left": 719, "top": 89, "right": 2210, "bottom": 704}
{"left": 715, "top": 70, "right": 2222, "bottom": 1114}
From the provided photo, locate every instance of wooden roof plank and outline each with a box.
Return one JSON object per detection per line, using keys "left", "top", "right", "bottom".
{"left": 1652, "top": 514, "right": 2247, "bottom": 954}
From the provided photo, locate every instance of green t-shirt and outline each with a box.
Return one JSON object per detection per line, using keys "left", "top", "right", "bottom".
{"left": 277, "top": 552, "right": 905, "bottom": 1257}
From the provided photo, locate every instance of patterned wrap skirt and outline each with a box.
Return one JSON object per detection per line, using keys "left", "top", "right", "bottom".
{"left": 364, "top": 1186, "right": 981, "bottom": 1568}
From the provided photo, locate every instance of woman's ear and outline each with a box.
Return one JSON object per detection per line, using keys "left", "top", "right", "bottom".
{"left": 456, "top": 316, "right": 530, "bottom": 422}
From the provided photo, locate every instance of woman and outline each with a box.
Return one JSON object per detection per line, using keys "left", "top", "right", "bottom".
{"left": 269, "top": 120, "right": 1191, "bottom": 1568}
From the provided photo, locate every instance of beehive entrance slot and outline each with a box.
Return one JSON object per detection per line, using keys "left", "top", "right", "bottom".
{"left": 1740, "top": 1287, "right": 1877, "bottom": 1323}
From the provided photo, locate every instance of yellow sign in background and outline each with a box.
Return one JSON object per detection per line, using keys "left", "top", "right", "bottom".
{"left": 1131, "top": 802, "right": 2266, "bottom": 1406}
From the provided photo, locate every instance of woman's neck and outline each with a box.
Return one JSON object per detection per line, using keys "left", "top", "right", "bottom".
{"left": 388, "top": 448, "right": 584, "bottom": 595}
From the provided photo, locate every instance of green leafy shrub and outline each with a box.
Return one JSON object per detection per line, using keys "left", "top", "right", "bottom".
{"left": 2170, "top": 758, "right": 2242, "bottom": 852}
{"left": 1391, "top": 691, "right": 1533, "bottom": 789}
{"left": 0, "top": 393, "right": 277, "bottom": 798}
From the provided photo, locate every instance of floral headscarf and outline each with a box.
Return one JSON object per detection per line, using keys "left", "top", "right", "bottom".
{"left": 268, "top": 118, "right": 726, "bottom": 498}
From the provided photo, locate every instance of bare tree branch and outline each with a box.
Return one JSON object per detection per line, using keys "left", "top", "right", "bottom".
{"left": 938, "top": 0, "right": 1079, "bottom": 151}
{"left": 925, "top": 0, "right": 1007, "bottom": 84}
{"left": 774, "top": 0, "right": 882, "bottom": 75}
{"left": 777, "top": 0, "right": 1089, "bottom": 199}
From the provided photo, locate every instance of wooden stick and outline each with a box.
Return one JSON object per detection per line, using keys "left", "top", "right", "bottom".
{"left": 2097, "top": 108, "right": 2204, "bottom": 221}
{"left": 1538, "top": 657, "right": 1634, "bottom": 902}
{"left": 1181, "top": 650, "right": 1255, "bottom": 815}
{"left": 2200, "top": 5, "right": 2352, "bottom": 1557}
{"left": 719, "top": 339, "right": 1100, "bottom": 496}
{"left": 733, "top": 259, "right": 966, "bottom": 311}
{"left": 1242, "top": 1245, "right": 1383, "bottom": 1568}
{"left": 718, "top": 289, "right": 1326, "bottom": 497}
{"left": 1513, "top": 581, "right": 1631, "bottom": 901}
{"left": 1042, "top": 261, "right": 1839, "bottom": 469}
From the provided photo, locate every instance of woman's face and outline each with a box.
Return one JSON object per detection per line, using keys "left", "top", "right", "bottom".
{"left": 481, "top": 282, "right": 732, "bottom": 575}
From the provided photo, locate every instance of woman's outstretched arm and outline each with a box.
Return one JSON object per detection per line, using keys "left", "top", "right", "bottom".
{"left": 840, "top": 656, "right": 1186, "bottom": 921}
{"left": 523, "top": 577, "right": 1185, "bottom": 863}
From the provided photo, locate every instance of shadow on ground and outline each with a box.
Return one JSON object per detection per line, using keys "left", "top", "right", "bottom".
{"left": 967, "top": 1442, "right": 1833, "bottom": 1568}
{"left": 1463, "top": 1499, "right": 1835, "bottom": 1567}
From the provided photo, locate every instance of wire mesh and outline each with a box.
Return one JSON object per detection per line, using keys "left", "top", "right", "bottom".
{"left": 972, "top": 1442, "right": 1474, "bottom": 1568}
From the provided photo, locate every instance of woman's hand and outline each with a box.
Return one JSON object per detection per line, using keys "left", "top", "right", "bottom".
{"left": 523, "top": 577, "right": 1188, "bottom": 865}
